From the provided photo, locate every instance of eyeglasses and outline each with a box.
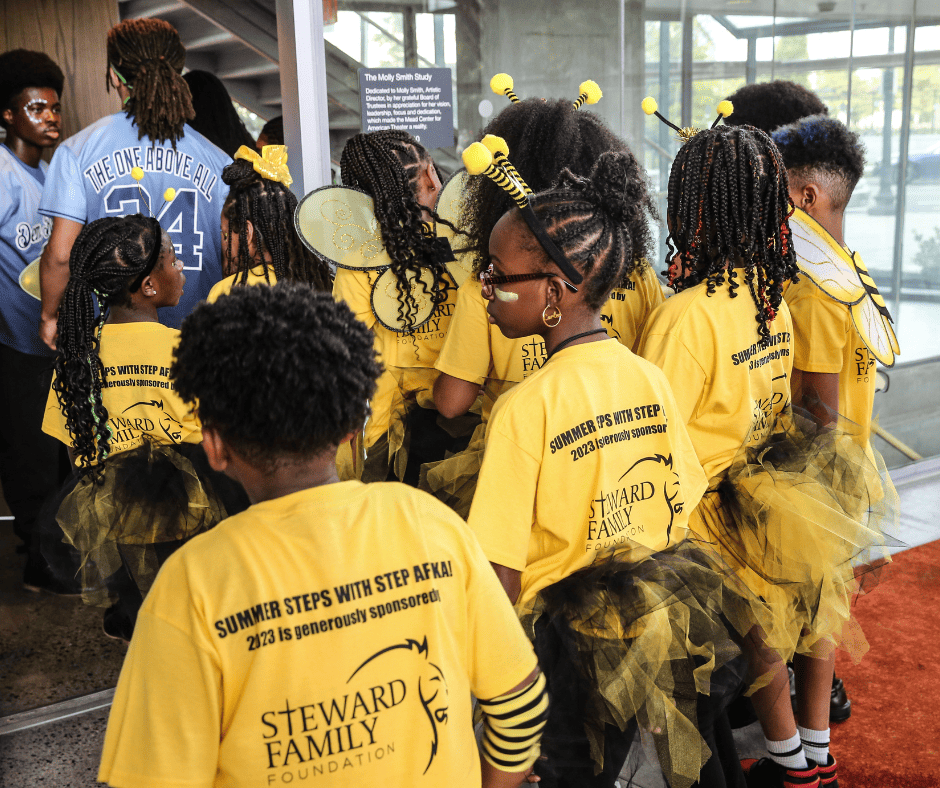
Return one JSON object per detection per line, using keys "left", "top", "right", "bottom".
{"left": 479, "top": 263, "right": 578, "bottom": 299}
{"left": 23, "top": 100, "right": 61, "bottom": 118}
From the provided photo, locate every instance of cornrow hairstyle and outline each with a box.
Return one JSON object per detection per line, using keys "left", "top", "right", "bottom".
{"left": 511, "top": 151, "right": 638, "bottom": 311}
{"left": 0, "top": 49, "right": 64, "bottom": 129}
{"left": 53, "top": 215, "right": 166, "bottom": 478}
{"left": 462, "top": 98, "right": 657, "bottom": 280}
{"left": 171, "top": 283, "right": 382, "bottom": 469}
{"left": 222, "top": 158, "right": 332, "bottom": 290}
{"left": 772, "top": 115, "right": 866, "bottom": 211}
{"left": 723, "top": 81, "right": 829, "bottom": 135}
{"left": 665, "top": 125, "right": 798, "bottom": 340}
{"left": 106, "top": 18, "right": 194, "bottom": 148}
{"left": 339, "top": 130, "right": 453, "bottom": 332}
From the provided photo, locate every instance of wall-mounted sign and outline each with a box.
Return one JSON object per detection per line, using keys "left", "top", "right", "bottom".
{"left": 359, "top": 67, "right": 454, "bottom": 151}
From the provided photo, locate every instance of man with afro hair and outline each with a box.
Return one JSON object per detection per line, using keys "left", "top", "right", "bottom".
{"left": 99, "top": 282, "right": 548, "bottom": 788}
{"left": 776, "top": 115, "right": 876, "bottom": 782}
{"left": 0, "top": 48, "right": 73, "bottom": 593}
{"left": 723, "top": 80, "right": 828, "bottom": 134}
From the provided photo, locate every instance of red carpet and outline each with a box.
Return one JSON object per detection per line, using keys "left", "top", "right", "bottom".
{"left": 831, "top": 539, "right": 940, "bottom": 787}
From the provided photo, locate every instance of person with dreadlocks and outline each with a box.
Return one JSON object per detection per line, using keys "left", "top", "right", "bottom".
{"left": 0, "top": 49, "right": 74, "bottom": 592}
{"left": 40, "top": 215, "right": 246, "bottom": 641}
{"left": 99, "top": 282, "right": 547, "bottom": 788}
{"left": 722, "top": 81, "right": 829, "bottom": 135}
{"left": 38, "top": 18, "right": 230, "bottom": 351}
{"left": 329, "top": 129, "right": 466, "bottom": 485}
{"left": 467, "top": 145, "right": 762, "bottom": 788}
{"left": 424, "top": 86, "right": 663, "bottom": 517}
{"left": 206, "top": 146, "right": 331, "bottom": 302}
{"left": 636, "top": 118, "right": 895, "bottom": 788}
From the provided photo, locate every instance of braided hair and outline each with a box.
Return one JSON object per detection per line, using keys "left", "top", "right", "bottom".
{"left": 106, "top": 18, "right": 194, "bottom": 148}
{"left": 171, "top": 283, "right": 382, "bottom": 470}
{"left": 463, "top": 98, "right": 657, "bottom": 279}
{"left": 665, "top": 125, "right": 798, "bottom": 340}
{"left": 222, "top": 158, "right": 331, "bottom": 290}
{"left": 53, "top": 215, "right": 165, "bottom": 478}
{"left": 514, "top": 152, "right": 638, "bottom": 310}
{"left": 339, "top": 130, "right": 452, "bottom": 332}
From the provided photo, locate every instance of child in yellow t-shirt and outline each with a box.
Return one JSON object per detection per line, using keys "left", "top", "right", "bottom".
{"left": 206, "top": 145, "right": 331, "bottom": 303}
{"left": 41, "top": 215, "right": 247, "bottom": 641}
{"left": 98, "top": 283, "right": 547, "bottom": 788}
{"left": 333, "top": 130, "right": 470, "bottom": 485}
{"left": 467, "top": 150, "right": 758, "bottom": 788}
{"left": 425, "top": 98, "right": 662, "bottom": 517}
{"left": 637, "top": 124, "right": 890, "bottom": 788}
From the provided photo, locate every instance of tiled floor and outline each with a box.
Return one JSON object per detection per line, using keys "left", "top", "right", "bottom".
{"left": 1, "top": 462, "right": 937, "bottom": 787}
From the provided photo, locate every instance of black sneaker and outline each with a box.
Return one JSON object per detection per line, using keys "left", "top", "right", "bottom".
{"left": 22, "top": 558, "right": 82, "bottom": 596}
{"left": 742, "top": 758, "right": 819, "bottom": 788}
{"left": 810, "top": 755, "right": 839, "bottom": 788}
{"left": 102, "top": 604, "right": 135, "bottom": 643}
{"left": 830, "top": 675, "right": 851, "bottom": 723}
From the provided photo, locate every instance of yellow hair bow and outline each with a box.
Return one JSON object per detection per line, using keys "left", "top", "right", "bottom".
{"left": 234, "top": 144, "right": 293, "bottom": 188}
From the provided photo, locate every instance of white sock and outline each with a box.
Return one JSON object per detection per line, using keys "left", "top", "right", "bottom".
{"left": 798, "top": 725, "right": 830, "bottom": 765}
{"left": 765, "top": 732, "right": 809, "bottom": 769}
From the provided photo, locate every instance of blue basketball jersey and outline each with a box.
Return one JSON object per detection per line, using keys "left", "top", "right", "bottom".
{"left": 39, "top": 113, "right": 231, "bottom": 328}
{"left": 0, "top": 144, "right": 52, "bottom": 356}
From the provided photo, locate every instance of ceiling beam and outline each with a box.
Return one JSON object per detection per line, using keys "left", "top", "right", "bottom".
{"left": 178, "top": 0, "right": 279, "bottom": 62}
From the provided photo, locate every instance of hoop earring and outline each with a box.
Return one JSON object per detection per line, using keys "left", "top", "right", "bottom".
{"left": 542, "top": 303, "right": 562, "bottom": 328}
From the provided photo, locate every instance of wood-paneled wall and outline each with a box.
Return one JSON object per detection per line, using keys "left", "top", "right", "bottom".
{"left": 1, "top": 0, "right": 121, "bottom": 144}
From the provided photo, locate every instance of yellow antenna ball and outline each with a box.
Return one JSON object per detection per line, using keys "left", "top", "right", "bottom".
{"left": 579, "top": 80, "right": 602, "bottom": 104}
{"left": 163, "top": 188, "right": 176, "bottom": 202}
{"left": 717, "top": 100, "right": 734, "bottom": 118}
{"left": 462, "top": 142, "right": 494, "bottom": 176}
{"left": 481, "top": 135, "right": 509, "bottom": 156}
{"left": 131, "top": 167, "right": 145, "bottom": 181}
{"left": 490, "top": 73, "right": 514, "bottom": 95}
{"left": 641, "top": 97, "right": 658, "bottom": 116}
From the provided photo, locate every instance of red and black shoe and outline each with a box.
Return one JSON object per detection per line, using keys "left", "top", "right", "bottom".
{"left": 741, "top": 758, "right": 820, "bottom": 788}
{"left": 811, "top": 755, "right": 839, "bottom": 788}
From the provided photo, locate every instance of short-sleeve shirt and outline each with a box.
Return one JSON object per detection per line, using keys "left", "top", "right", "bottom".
{"left": 98, "top": 480, "right": 537, "bottom": 788}
{"left": 637, "top": 272, "right": 794, "bottom": 481}
{"left": 39, "top": 113, "right": 230, "bottom": 328}
{"left": 333, "top": 267, "right": 460, "bottom": 445}
{"left": 436, "top": 267, "right": 665, "bottom": 420}
{"left": 0, "top": 144, "right": 51, "bottom": 356}
{"left": 206, "top": 266, "right": 275, "bottom": 303}
{"left": 785, "top": 277, "right": 875, "bottom": 449}
{"left": 42, "top": 322, "right": 201, "bottom": 460}
{"left": 467, "top": 339, "right": 707, "bottom": 606}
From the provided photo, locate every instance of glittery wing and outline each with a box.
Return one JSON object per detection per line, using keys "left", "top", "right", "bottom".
{"left": 789, "top": 213, "right": 865, "bottom": 306}
{"left": 848, "top": 251, "right": 900, "bottom": 367}
{"left": 434, "top": 170, "right": 475, "bottom": 288}
{"left": 370, "top": 267, "right": 438, "bottom": 332}
{"left": 294, "top": 186, "right": 391, "bottom": 271}
{"left": 19, "top": 258, "right": 41, "bottom": 301}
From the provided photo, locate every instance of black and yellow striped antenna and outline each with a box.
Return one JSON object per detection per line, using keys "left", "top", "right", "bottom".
{"left": 462, "top": 137, "right": 583, "bottom": 285}
{"left": 490, "top": 73, "right": 520, "bottom": 104}
{"left": 572, "top": 80, "right": 602, "bottom": 110}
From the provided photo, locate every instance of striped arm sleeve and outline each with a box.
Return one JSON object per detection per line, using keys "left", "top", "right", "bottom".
{"left": 478, "top": 671, "right": 549, "bottom": 771}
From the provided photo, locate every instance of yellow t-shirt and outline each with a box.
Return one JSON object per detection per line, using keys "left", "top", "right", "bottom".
{"left": 601, "top": 264, "right": 666, "bottom": 352}
{"left": 99, "top": 480, "right": 537, "bottom": 788}
{"left": 334, "top": 267, "right": 459, "bottom": 446}
{"left": 467, "top": 339, "right": 707, "bottom": 607}
{"left": 637, "top": 273, "right": 794, "bottom": 480}
{"left": 785, "top": 276, "right": 875, "bottom": 449}
{"left": 42, "top": 322, "right": 201, "bottom": 460}
{"left": 206, "top": 265, "right": 276, "bottom": 303}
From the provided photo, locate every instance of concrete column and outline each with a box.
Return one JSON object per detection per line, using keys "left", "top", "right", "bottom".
{"left": 276, "top": 0, "right": 332, "bottom": 195}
